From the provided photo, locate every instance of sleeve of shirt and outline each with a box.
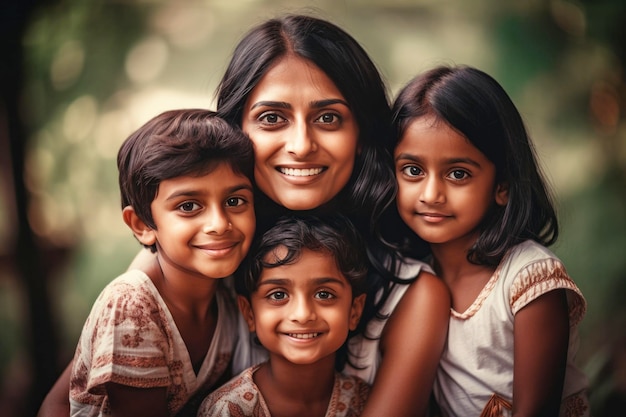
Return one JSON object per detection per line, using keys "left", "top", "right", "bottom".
{"left": 78, "top": 275, "right": 172, "bottom": 396}
{"left": 509, "top": 256, "right": 586, "bottom": 326}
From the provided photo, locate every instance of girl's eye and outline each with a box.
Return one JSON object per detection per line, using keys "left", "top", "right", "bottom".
{"left": 268, "top": 291, "right": 287, "bottom": 301}
{"left": 225, "top": 197, "right": 245, "bottom": 207}
{"left": 315, "top": 291, "right": 335, "bottom": 300}
{"left": 401, "top": 165, "right": 423, "bottom": 177}
{"left": 178, "top": 202, "right": 201, "bottom": 213}
{"left": 448, "top": 170, "right": 469, "bottom": 181}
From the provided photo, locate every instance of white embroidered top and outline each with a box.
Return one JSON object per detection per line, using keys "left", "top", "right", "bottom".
{"left": 433, "top": 240, "right": 590, "bottom": 417}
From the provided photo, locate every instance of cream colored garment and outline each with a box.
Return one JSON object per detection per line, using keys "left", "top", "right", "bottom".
{"left": 70, "top": 270, "right": 238, "bottom": 417}
{"left": 433, "top": 240, "right": 590, "bottom": 417}
{"left": 199, "top": 364, "right": 370, "bottom": 417}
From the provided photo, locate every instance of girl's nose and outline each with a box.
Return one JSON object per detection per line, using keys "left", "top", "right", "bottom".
{"left": 420, "top": 176, "right": 445, "bottom": 205}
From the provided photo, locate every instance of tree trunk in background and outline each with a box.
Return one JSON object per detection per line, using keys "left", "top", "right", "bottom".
{"left": 1, "top": 1, "right": 62, "bottom": 416}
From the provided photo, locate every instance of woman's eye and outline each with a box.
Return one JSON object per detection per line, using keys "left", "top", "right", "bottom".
{"left": 178, "top": 202, "right": 200, "bottom": 212}
{"left": 448, "top": 170, "right": 469, "bottom": 180}
{"left": 316, "top": 113, "right": 339, "bottom": 124}
{"left": 401, "top": 165, "right": 423, "bottom": 177}
{"left": 258, "top": 112, "right": 285, "bottom": 125}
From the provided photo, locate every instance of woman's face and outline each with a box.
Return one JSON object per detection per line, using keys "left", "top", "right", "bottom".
{"left": 241, "top": 55, "right": 359, "bottom": 210}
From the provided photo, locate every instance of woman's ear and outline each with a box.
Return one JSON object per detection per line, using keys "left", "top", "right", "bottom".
{"left": 349, "top": 294, "right": 367, "bottom": 331}
{"left": 495, "top": 182, "right": 509, "bottom": 206}
{"left": 122, "top": 206, "right": 156, "bottom": 247}
{"left": 237, "top": 295, "right": 256, "bottom": 332}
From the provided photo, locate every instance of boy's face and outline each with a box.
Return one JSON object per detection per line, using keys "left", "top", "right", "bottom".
{"left": 144, "top": 163, "right": 255, "bottom": 281}
{"left": 239, "top": 248, "right": 365, "bottom": 367}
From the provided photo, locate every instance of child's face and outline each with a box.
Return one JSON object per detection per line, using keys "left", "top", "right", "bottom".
{"left": 241, "top": 55, "right": 359, "bottom": 211}
{"left": 394, "top": 117, "right": 508, "bottom": 247}
{"left": 239, "top": 248, "right": 365, "bottom": 367}
{"left": 145, "top": 163, "right": 255, "bottom": 280}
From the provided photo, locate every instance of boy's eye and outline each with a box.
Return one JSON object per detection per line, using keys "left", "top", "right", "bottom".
{"left": 315, "top": 291, "right": 334, "bottom": 300}
{"left": 178, "top": 202, "right": 200, "bottom": 212}
{"left": 448, "top": 170, "right": 469, "bottom": 180}
{"left": 268, "top": 291, "right": 287, "bottom": 301}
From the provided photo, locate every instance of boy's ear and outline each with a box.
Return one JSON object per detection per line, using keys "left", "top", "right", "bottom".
{"left": 122, "top": 206, "right": 156, "bottom": 247}
{"left": 495, "top": 182, "right": 509, "bottom": 206}
{"left": 237, "top": 295, "right": 256, "bottom": 332}
{"left": 349, "top": 294, "right": 367, "bottom": 331}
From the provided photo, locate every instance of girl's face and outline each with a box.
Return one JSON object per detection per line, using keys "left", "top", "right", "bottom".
{"left": 241, "top": 55, "right": 359, "bottom": 210}
{"left": 394, "top": 117, "right": 508, "bottom": 249}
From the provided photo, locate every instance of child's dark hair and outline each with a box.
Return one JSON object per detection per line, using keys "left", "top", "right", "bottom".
{"left": 236, "top": 214, "right": 368, "bottom": 299}
{"left": 392, "top": 65, "right": 559, "bottom": 266}
{"left": 235, "top": 214, "right": 369, "bottom": 371}
{"left": 117, "top": 109, "right": 254, "bottom": 251}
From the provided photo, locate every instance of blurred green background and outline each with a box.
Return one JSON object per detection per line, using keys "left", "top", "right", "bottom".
{"left": 1, "top": 0, "right": 625, "bottom": 416}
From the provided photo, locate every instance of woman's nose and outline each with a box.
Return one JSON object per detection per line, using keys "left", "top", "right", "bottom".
{"left": 284, "top": 121, "right": 316, "bottom": 158}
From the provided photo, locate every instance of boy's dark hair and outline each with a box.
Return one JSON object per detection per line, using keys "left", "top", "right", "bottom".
{"left": 235, "top": 214, "right": 369, "bottom": 371}
{"left": 391, "top": 65, "right": 558, "bottom": 266}
{"left": 235, "top": 214, "right": 368, "bottom": 299}
{"left": 117, "top": 109, "right": 254, "bottom": 251}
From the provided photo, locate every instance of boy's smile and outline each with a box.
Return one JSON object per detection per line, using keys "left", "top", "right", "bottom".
{"left": 145, "top": 163, "right": 255, "bottom": 282}
{"left": 239, "top": 248, "right": 365, "bottom": 367}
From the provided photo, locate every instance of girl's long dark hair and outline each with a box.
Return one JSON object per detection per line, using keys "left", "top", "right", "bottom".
{"left": 392, "top": 65, "right": 559, "bottom": 266}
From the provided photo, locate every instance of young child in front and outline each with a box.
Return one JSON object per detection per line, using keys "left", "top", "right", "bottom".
{"left": 69, "top": 109, "right": 256, "bottom": 417}
{"left": 198, "top": 215, "right": 370, "bottom": 417}
{"left": 391, "top": 65, "right": 590, "bottom": 417}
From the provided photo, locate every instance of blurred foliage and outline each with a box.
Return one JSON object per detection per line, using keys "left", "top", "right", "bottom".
{"left": 1, "top": 0, "right": 624, "bottom": 415}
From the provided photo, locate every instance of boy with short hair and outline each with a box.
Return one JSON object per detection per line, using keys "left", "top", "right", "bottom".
{"left": 198, "top": 215, "right": 370, "bottom": 417}
{"left": 70, "top": 109, "right": 256, "bottom": 416}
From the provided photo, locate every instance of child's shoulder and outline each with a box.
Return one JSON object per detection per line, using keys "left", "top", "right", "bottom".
{"left": 502, "top": 240, "right": 586, "bottom": 324}
{"left": 92, "top": 269, "right": 161, "bottom": 313}
{"left": 198, "top": 365, "right": 265, "bottom": 417}
{"left": 499, "top": 240, "right": 563, "bottom": 276}
{"left": 96, "top": 269, "right": 152, "bottom": 295}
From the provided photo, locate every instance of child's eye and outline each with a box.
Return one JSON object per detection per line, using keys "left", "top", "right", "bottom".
{"left": 178, "top": 202, "right": 201, "bottom": 213}
{"left": 448, "top": 170, "right": 469, "bottom": 181}
{"left": 400, "top": 165, "right": 423, "bottom": 177}
{"left": 225, "top": 197, "right": 246, "bottom": 207}
{"left": 315, "top": 291, "right": 335, "bottom": 300}
{"left": 268, "top": 291, "right": 288, "bottom": 301}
